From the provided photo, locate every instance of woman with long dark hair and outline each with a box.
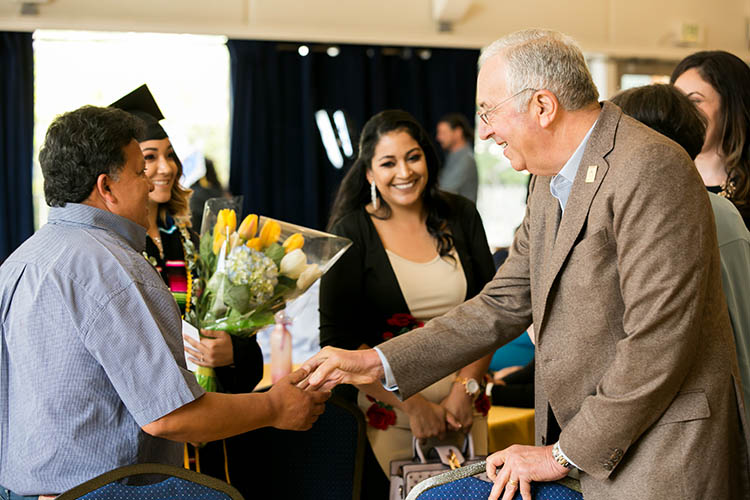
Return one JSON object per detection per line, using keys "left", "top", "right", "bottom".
{"left": 672, "top": 51, "right": 750, "bottom": 227}
{"left": 320, "top": 110, "right": 495, "bottom": 496}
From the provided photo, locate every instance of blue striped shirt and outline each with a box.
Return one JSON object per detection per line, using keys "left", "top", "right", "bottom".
{"left": 0, "top": 203, "right": 204, "bottom": 495}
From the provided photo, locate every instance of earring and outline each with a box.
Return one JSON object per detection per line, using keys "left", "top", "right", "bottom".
{"left": 370, "top": 181, "right": 379, "bottom": 210}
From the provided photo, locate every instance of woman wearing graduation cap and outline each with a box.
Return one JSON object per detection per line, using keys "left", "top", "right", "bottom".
{"left": 111, "top": 84, "right": 263, "bottom": 480}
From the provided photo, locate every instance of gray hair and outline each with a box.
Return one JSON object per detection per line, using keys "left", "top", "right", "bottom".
{"left": 479, "top": 29, "right": 599, "bottom": 111}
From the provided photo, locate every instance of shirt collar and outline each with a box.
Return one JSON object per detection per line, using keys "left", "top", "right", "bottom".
{"left": 549, "top": 120, "right": 597, "bottom": 211}
{"left": 47, "top": 203, "right": 148, "bottom": 252}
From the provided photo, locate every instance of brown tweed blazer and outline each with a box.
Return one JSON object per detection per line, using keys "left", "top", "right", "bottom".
{"left": 379, "top": 102, "right": 750, "bottom": 499}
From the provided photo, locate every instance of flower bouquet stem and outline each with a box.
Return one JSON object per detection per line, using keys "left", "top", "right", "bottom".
{"left": 194, "top": 363, "right": 218, "bottom": 393}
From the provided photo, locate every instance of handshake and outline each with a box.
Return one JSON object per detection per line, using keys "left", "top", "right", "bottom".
{"left": 298, "top": 346, "right": 385, "bottom": 391}
{"left": 269, "top": 347, "right": 382, "bottom": 431}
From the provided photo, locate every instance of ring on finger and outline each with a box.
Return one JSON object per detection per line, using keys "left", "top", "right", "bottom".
{"left": 507, "top": 478, "right": 518, "bottom": 488}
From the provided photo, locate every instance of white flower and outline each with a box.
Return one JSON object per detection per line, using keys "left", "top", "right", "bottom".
{"left": 280, "top": 249, "right": 307, "bottom": 279}
{"left": 297, "top": 263, "right": 322, "bottom": 290}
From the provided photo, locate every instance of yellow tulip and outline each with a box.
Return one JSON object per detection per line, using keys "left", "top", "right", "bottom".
{"left": 282, "top": 233, "right": 305, "bottom": 254}
{"left": 258, "top": 219, "right": 281, "bottom": 249}
{"left": 214, "top": 209, "right": 237, "bottom": 238}
{"left": 238, "top": 214, "right": 259, "bottom": 240}
{"left": 212, "top": 230, "right": 226, "bottom": 255}
{"left": 246, "top": 237, "right": 262, "bottom": 251}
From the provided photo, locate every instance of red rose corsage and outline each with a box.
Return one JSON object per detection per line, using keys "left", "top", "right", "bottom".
{"left": 382, "top": 313, "right": 424, "bottom": 341}
{"left": 474, "top": 392, "right": 491, "bottom": 416}
{"left": 365, "top": 395, "right": 397, "bottom": 430}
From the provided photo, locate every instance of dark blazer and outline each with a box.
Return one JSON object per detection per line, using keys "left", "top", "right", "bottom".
{"left": 378, "top": 102, "right": 750, "bottom": 499}
{"left": 319, "top": 192, "right": 495, "bottom": 350}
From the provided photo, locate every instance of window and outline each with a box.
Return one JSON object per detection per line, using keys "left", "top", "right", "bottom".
{"left": 475, "top": 133, "right": 530, "bottom": 250}
{"left": 616, "top": 58, "right": 676, "bottom": 91}
{"left": 32, "top": 30, "right": 230, "bottom": 229}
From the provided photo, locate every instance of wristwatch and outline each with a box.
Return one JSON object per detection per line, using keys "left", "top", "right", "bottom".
{"left": 457, "top": 377, "right": 480, "bottom": 397}
{"left": 552, "top": 441, "right": 575, "bottom": 469}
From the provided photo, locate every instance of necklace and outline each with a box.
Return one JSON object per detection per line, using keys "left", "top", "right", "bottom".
{"left": 151, "top": 234, "right": 164, "bottom": 260}
{"left": 177, "top": 224, "right": 194, "bottom": 317}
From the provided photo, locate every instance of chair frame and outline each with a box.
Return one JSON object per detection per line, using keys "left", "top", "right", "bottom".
{"left": 57, "top": 462, "right": 244, "bottom": 500}
{"left": 405, "top": 461, "right": 583, "bottom": 500}
{"left": 405, "top": 461, "right": 487, "bottom": 500}
{"left": 328, "top": 393, "right": 367, "bottom": 500}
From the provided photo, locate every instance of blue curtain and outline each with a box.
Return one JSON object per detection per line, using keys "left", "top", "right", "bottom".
{"left": 227, "top": 40, "right": 479, "bottom": 229}
{"left": 0, "top": 31, "right": 34, "bottom": 263}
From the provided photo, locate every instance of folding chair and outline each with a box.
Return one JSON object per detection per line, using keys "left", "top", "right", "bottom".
{"left": 57, "top": 462, "right": 243, "bottom": 500}
{"left": 405, "top": 461, "right": 582, "bottom": 500}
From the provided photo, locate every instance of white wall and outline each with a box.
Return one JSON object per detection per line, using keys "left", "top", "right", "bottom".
{"left": 0, "top": 0, "right": 748, "bottom": 59}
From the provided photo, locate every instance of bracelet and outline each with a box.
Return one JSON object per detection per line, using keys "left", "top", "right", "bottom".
{"left": 552, "top": 441, "right": 574, "bottom": 469}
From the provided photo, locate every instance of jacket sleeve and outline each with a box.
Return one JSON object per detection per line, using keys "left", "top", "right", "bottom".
{"left": 462, "top": 199, "right": 496, "bottom": 293}
{"left": 318, "top": 217, "right": 367, "bottom": 350}
{"left": 378, "top": 181, "right": 538, "bottom": 398}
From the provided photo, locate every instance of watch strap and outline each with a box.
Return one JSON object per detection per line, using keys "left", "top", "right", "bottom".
{"left": 552, "top": 441, "right": 575, "bottom": 469}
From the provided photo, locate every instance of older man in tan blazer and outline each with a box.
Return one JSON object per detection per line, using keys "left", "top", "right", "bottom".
{"left": 303, "top": 29, "right": 750, "bottom": 500}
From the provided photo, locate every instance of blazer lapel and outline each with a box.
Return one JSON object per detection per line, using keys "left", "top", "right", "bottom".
{"left": 535, "top": 102, "right": 620, "bottom": 337}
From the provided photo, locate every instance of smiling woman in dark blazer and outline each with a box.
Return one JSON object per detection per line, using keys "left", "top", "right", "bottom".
{"left": 319, "top": 110, "right": 495, "bottom": 495}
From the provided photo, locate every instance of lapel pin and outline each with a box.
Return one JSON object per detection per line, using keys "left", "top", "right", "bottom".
{"left": 585, "top": 165, "right": 597, "bottom": 183}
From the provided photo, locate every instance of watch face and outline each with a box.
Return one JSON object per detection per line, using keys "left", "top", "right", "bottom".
{"left": 466, "top": 379, "right": 480, "bottom": 395}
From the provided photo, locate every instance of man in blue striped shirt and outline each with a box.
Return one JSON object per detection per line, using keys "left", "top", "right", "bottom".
{"left": 0, "top": 106, "right": 327, "bottom": 497}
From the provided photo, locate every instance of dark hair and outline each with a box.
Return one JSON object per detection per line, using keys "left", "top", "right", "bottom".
{"left": 40, "top": 106, "right": 143, "bottom": 207}
{"left": 328, "top": 109, "right": 455, "bottom": 258}
{"left": 438, "top": 112, "right": 474, "bottom": 143}
{"left": 671, "top": 50, "right": 750, "bottom": 214}
{"left": 611, "top": 84, "right": 706, "bottom": 160}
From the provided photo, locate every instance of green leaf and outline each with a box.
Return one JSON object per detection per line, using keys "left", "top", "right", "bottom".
{"left": 224, "top": 282, "right": 252, "bottom": 314}
{"left": 203, "top": 310, "right": 275, "bottom": 337}
{"left": 265, "top": 243, "right": 285, "bottom": 268}
{"left": 199, "top": 232, "right": 216, "bottom": 274}
{"left": 277, "top": 275, "right": 296, "bottom": 289}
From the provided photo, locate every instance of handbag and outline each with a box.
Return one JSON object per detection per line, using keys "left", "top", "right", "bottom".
{"left": 389, "top": 434, "right": 487, "bottom": 500}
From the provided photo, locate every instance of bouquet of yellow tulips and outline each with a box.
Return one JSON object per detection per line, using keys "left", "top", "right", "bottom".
{"left": 183, "top": 198, "right": 351, "bottom": 390}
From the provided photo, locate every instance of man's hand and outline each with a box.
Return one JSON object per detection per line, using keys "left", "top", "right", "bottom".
{"left": 266, "top": 368, "right": 330, "bottom": 430}
{"left": 440, "top": 382, "right": 475, "bottom": 431}
{"left": 486, "top": 445, "right": 569, "bottom": 500}
{"left": 299, "top": 346, "right": 385, "bottom": 391}
{"left": 185, "top": 329, "right": 234, "bottom": 367}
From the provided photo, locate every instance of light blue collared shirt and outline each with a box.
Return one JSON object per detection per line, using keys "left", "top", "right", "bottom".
{"left": 0, "top": 203, "right": 205, "bottom": 495}
{"left": 549, "top": 121, "right": 597, "bottom": 212}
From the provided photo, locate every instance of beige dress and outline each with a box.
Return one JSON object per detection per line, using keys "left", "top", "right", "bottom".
{"left": 357, "top": 249, "right": 488, "bottom": 474}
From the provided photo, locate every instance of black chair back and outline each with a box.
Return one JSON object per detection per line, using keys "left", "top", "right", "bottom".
{"left": 230, "top": 393, "right": 366, "bottom": 499}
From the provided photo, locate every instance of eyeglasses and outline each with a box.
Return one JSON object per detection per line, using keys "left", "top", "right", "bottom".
{"left": 477, "top": 88, "right": 537, "bottom": 125}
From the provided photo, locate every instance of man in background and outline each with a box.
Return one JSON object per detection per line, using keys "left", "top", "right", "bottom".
{"left": 436, "top": 112, "right": 478, "bottom": 203}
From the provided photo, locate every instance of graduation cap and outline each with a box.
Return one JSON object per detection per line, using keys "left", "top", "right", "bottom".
{"left": 110, "top": 84, "right": 168, "bottom": 141}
